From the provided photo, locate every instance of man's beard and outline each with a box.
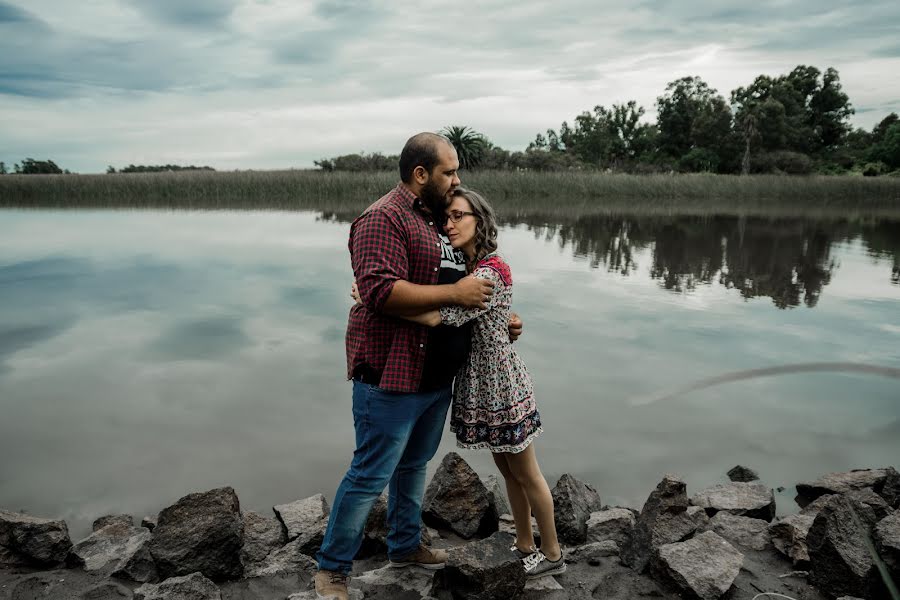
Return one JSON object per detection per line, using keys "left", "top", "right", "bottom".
{"left": 419, "top": 178, "right": 448, "bottom": 215}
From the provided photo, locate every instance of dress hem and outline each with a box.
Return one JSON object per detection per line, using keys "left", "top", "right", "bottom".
{"left": 452, "top": 427, "right": 544, "bottom": 454}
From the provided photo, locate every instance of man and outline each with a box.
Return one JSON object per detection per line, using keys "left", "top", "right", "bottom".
{"left": 314, "top": 132, "right": 522, "bottom": 600}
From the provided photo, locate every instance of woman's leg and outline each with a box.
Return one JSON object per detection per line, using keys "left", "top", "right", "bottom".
{"left": 503, "top": 443, "right": 561, "bottom": 561}
{"left": 491, "top": 452, "right": 535, "bottom": 553}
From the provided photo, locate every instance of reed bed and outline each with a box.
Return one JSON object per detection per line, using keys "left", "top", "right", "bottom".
{"left": 1, "top": 169, "right": 899, "bottom": 218}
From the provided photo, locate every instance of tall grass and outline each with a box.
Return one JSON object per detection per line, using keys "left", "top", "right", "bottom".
{"left": 1, "top": 169, "right": 899, "bottom": 218}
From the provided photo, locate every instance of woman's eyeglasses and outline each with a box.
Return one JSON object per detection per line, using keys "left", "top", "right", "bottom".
{"left": 446, "top": 210, "right": 475, "bottom": 223}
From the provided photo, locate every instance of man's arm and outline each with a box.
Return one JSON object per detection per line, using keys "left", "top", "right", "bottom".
{"left": 382, "top": 276, "right": 494, "bottom": 316}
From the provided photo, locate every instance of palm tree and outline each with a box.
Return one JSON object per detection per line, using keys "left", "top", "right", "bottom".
{"left": 440, "top": 125, "right": 489, "bottom": 170}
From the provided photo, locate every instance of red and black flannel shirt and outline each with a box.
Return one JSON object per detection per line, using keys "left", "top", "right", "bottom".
{"left": 346, "top": 184, "right": 442, "bottom": 392}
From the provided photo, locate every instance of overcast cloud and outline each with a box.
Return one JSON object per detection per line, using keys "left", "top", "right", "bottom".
{"left": 1, "top": 0, "right": 899, "bottom": 172}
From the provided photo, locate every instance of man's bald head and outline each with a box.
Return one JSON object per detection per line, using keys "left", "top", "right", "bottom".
{"left": 399, "top": 132, "right": 454, "bottom": 183}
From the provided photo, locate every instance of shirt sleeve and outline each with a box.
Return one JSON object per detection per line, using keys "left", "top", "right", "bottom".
{"left": 350, "top": 209, "right": 408, "bottom": 313}
{"left": 439, "top": 265, "right": 505, "bottom": 327}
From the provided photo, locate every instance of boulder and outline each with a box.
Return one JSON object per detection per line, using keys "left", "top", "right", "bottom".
{"left": 691, "top": 482, "right": 776, "bottom": 521}
{"left": 242, "top": 536, "right": 317, "bottom": 579}
{"left": 550, "top": 473, "right": 603, "bottom": 545}
{"left": 796, "top": 467, "right": 896, "bottom": 507}
{"left": 565, "top": 540, "right": 619, "bottom": 564}
{"left": 845, "top": 488, "right": 894, "bottom": 521}
{"left": 0, "top": 509, "right": 72, "bottom": 566}
{"left": 727, "top": 465, "right": 759, "bottom": 482}
{"left": 881, "top": 467, "right": 900, "bottom": 508}
{"left": 70, "top": 521, "right": 157, "bottom": 582}
{"left": 807, "top": 493, "right": 884, "bottom": 599}
{"left": 354, "top": 563, "right": 439, "bottom": 598}
{"left": 423, "top": 452, "right": 498, "bottom": 539}
{"left": 703, "top": 512, "right": 771, "bottom": 551}
{"left": 436, "top": 531, "right": 526, "bottom": 600}
{"left": 240, "top": 511, "right": 287, "bottom": 573}
{"left": 147, "top": 487, "right": 243, "bottom": 582}
{"left": 651, "top": 531, "right": 743, "bottom": 600}
{"left": 800, "top": 493, "right": 836, "bottom": 515}
{"left": 620, "top": 474, "right": 692, "bottom": 572}
{"left": 769, "top": 513, "right": 816, "bottom": 565}
{"left": 93, "top": 515, "right": 134, "bottom": 531}
{"left": 141, "top": 516, "right": 157, "bottom": 532}
{"left": 81, "top": 581, "right": 133, "bottom": 599}
{"left": 482, "top": 474, "right": 511, "bottom": 517}
{"left": 134, "top": 572, "right": 221, "bottom": 600}
{"left": 273, "top": 494, "right": 330, "bottom": 556}
{"left": 497, "top": 513, "right": 538, "bottom": 539}
{"left": 585, "top": 508, "right": 635, "bottom": 546}
{"left": 874, "top": 511, "right": 900, "bottom": 585}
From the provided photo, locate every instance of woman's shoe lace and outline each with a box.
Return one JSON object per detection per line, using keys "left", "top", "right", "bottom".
{"left": 522, "top": 551, "right": 546, "bottom": 572}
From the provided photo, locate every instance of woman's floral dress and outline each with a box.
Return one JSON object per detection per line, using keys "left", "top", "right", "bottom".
{"left": 440, "top": 251, "right": 542, "bottom": 453}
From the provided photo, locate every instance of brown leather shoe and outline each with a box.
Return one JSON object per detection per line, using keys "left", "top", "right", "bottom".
{"left": 314, "top": 569, "right": 349, "bottom": 600}
{"left": 389, "top": 544, "right": 448, "bottom": 569}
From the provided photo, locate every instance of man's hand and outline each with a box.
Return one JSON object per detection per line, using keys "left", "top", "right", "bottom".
{"left": 453, "top": 275, "right": 495, "bottom": 309}
{"left": 508, "top": 312, "right": 523, "bottom": 342}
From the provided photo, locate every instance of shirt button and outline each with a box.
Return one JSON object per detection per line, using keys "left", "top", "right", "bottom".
{"left": 428, "top": 221, "right": 433, "bottom": 226}
{"left": 419, "top": 343, "right": 424, "bottom": 348}
{"left": 433, "top": 267, "right": 438, "bottom": 271}
{"left": 436, "top": 242, "right": 440, "bottom": 246}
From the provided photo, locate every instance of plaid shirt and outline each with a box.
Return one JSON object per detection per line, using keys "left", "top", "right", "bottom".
{"left": 346, "top": 184, "right": 442, "bottom": 392}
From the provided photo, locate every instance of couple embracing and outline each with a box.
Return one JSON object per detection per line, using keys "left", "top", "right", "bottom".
{"left": 314, "top": 132, "right": 563, "bottom": 600}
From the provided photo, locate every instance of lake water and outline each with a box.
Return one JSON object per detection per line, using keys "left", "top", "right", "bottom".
{"left": 1, "top": 209, "right": 898, "bottom": 539}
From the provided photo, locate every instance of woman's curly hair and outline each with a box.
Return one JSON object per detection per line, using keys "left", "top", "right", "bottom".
{"left": 451, "top": 187, "right": 498, "bottom": 272}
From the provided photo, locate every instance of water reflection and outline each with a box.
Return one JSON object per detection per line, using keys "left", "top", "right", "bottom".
{"left": 503, "top": 216, "right": 899, "bottom": 308}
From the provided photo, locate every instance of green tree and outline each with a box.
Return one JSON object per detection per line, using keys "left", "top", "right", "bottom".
{"left": 559, "top": 100, "right": 654, "bottom": 168}
{"left": 440, "top": 125, "right": 488, "bottom": 170}
{"left": 0, "top": 161, "right": 6, "bottom": 174}
{"left": 16, "top": 158, "right": 64, "bottom": 174}
{"left": 868, "top": 122, "right": 900, "bottom": 169}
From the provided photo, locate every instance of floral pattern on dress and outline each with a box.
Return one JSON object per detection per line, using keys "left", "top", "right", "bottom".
{"left": 440, "top": 252, "right": 542, "bottom": 454}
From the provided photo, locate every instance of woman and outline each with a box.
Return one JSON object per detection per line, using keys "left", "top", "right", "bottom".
{"left": 400, "top": 187, "right": 564, "bottom": 579}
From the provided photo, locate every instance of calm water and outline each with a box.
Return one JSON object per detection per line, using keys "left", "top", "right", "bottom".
{"left": 1, "top": 209, "right": 898, "bottom": 539}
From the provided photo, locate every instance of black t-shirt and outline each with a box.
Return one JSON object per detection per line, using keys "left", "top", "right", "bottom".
{"left": 419, "top": 228, "right": 473, "bottom": 392}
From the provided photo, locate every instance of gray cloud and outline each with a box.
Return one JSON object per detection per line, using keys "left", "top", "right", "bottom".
{"left": 128, "top": 0, "right": 241, "bottom": 28}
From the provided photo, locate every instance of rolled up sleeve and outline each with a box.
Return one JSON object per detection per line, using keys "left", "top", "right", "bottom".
{"left": 350, "top": 209, "right": 408, "bottom": 313}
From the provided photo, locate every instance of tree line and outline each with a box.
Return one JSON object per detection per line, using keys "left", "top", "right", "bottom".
{"left": 317, "top": 65, "right": 900, "bottom": 176}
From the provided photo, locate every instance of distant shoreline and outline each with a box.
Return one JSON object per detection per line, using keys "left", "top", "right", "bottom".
{"left": 1, "top": 170, "right": 900, "bottom": 219}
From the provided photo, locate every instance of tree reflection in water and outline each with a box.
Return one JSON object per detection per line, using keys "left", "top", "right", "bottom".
{"left": 320, "top": 210, "right": 899, "bottom": 308}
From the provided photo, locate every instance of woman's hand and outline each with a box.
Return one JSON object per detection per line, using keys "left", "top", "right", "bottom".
{"left": 508, "top": 312, "right": 523, "bottom": 342}
{"left": 350, "top": 280, "right": 362, "bottom": 305}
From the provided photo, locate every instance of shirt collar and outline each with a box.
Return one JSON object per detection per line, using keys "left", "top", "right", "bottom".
{"left": 394, "top": 183, "right": 432, "bottom": 217}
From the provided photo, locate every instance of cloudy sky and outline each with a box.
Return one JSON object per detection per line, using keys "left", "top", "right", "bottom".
{"left": 2, "top": 0, "right": 899, "bottom": 173}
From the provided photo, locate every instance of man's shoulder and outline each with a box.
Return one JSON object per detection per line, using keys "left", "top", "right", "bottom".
{"left": 360, "top": 185, "right": 414, "bottom": 219}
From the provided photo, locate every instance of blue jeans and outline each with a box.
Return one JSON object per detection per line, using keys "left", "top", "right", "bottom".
{"left": 316, "top": 380, "right": 452, "bottom": 574}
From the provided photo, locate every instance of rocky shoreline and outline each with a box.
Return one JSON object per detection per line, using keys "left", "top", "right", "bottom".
{"left": 1, "top": 452, "right": 898, "bottom": 600}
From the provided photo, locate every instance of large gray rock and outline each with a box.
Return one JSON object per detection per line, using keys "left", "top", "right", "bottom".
{"left": 242, "top": 536, "right": 317, "bottom": 578}
{"left": 134, "top": 572, "right": 221, "bottom": 600}
{"left": 651, "top": 531, "right": 743, "bottom": 600}
{"left": 423, "top": 452, "right": 498, "bottom": 539}
{"left": 0, "top": 509, "right": 72, "bottom": 566}
{"left": 551, "top": 473, "right": 603, "bottom": 545}
{"left": 874, "top": 511, "right": 900, "bottom": 585}
{"left": 800, "top": 493, "right": 837, "bottom": 515}
{"left": 93, "top": 515, "right": 134, "bottom": 531}
{"left": 482, "top": 475, "right": 511, "bottom": 517}
{"left": 273, "top": 494, "right": 330, "bottom": 556}
{"left": 70, "top": 520, "right": 158, "bottom": 582}
{"left": 703, "top": 512, "right": 771, "bottom": 551}
{"left": 81, "top": 581, "right": 133, "bottom": 599}
{"left": 148, "top": 487, "right": 243, "bottom": 582}
{"left": 796, "top": 467, "right": 896, "bottom": 507}
{"left": 437, "top": 531, "right": 526, "bottom": 600}
{"left": 727, "top": 465, "right": 759, "bottom": 482}
{"left": 240, "top": 511, "right": 286, "bottom": 573}
{"left": 881, "top": 467, "right": 900, "bottom": 508}
{"left": 691, "top": 482, "right": 776, "bottom": 521}
{"left": 620, "top": 474, "right": 691, "bottom": 572}
{"left": 586, "top": 508, "right": 635, "bottom": 546}
{"left": 354, "top": 563, "right": 439, "bottom": 598}
{"left": 769, "top": 513, "right": 816, "bottom": 565}
{"left": 565, "top": 540, "right": 620, "bottom": 564}
{"left": 845, "top": 488, "right": 894, "bottom": 521}
{"left": 807, "top": 493, "right": 884, "bottom": 599}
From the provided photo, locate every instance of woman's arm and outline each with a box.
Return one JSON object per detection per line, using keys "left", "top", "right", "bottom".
{"left": 440, "top": 266, "right": 504, "bottom": 327}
